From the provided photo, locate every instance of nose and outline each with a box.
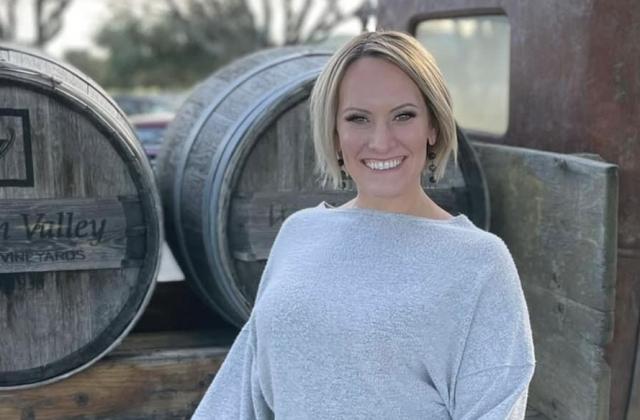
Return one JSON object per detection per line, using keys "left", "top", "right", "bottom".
{"left": 368, "top": 122, "right": 394, "bottom": 152}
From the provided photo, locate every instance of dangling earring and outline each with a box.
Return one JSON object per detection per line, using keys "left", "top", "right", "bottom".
{"left": 426, "top": 141, "right": 437, "bottom": 187}
{"left": 337, "top": 152, "right": 350, "bottom": 189}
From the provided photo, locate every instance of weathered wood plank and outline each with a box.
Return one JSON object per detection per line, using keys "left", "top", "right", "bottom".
{"left": 0, "top": 197, "right": 137, "bottom": 273}
{"left": 528, "top": 315, "right": 611, "bottom": 420}
{"left": 0, "top": 329, "right": 549, "bottom": 419}
{"left": 524, "top": 282, "right": 612, "bottom": 347}
{"left": 525, "top": 408, "right": 552, "bottom": 420}
{"left": 625, "top": 263, "right": 640, "bottom": 420}
{"left": 472, "top": 142, "right": 617, "bottom": 312}
{"left": 0, "top": 330, "right": 233, "bottom": 420}
{"left": 472, "top": 141, "right": 617, "bottom": 420}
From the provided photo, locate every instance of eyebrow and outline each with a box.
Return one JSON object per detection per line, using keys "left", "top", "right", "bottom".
{"left": 340, "top": 103, "right": 419, "bottom": 115}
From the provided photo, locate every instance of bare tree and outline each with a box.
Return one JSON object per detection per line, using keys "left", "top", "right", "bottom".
{"left": 35, "top": 0, "right": 71, "bottom": 46}
{"left": 0, "top": 0, "right": 19, "bottom": 40}
{"left": 167, "top": 0, "right": 260, "bottom": 56}
{"left": 166, "top": 0, "right": 364, "bottom": 50}
{"left": 283, "top": 0, "right": 349, "bottom": 44}
{"left": 0, "top": 0, "right": 72, "bottom": 46}
{"left": 353, "top": 0, "right": 376, "bottom": 32}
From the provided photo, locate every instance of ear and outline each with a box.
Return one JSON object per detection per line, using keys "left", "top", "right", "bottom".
{"left": 427, "top": 119, "right": 438, "bottom": 146}
{"left": 428, "top": 128, "right": 437, "bottom": 146}
{"left": 333, "top": 134, "right": 341, "bottom": 154}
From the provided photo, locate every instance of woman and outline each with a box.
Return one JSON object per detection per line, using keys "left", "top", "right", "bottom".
{"left": 193, "top": 31, "right": 535, "bottom": 419}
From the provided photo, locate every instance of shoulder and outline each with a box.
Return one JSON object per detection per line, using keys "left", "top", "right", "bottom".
{"left": 284, "top": 204, "right": 323, "bottom": 223}
{"left": 264, "top": 205, "right": 326, "bottom": 253}
{"left": 468, "top": 231, "right": 524, "bottom": 306}
{"left": 457, "top": 232, "right": 530, "bottom": 344}
{"left": 274, "top": 203, "right": 331, "bottom": 235}
{"left": 442, "top": 219, "right": 515, "bottom": 267}
{"left": 455, "top": 220, "right": 515, "bottom": 264}
{"left": 477, "top": 231, "right": 517, "bottom": 271}
{"left": 445, "top": 225, "right": 521, "bottom": 299}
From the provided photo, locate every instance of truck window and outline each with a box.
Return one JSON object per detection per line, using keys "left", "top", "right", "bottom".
{"left": 415, "top": 16, "right": 510, "bottom": 136}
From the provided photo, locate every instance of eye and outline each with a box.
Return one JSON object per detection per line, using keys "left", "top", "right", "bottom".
{"left": 345, "top": 114, "right": 368, "bottom": 123}
{"left": 394, "top": 111, "right": 416, "bottom": 121}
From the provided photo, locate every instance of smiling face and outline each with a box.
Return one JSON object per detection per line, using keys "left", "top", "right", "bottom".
{"left": 336, "top": 56, "right": 437, "bottom": 205}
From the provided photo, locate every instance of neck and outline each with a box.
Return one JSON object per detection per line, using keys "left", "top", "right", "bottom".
{"left": 344, "top": 188, "right": 451, "bottom": 220}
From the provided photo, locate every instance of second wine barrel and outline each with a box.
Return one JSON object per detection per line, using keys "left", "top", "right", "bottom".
{"left": 156, "top": 47, "right": 488, "bottom": 327}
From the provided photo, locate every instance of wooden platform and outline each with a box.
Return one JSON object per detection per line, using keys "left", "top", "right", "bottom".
{"left": 0, "top": 329, "right": 235, "bottom": 419}
{"left": 0, "top": 247, "right": 558, "bottom": 419}
{"left": 0, "top": 277, "right": 235, "bottom": 419}
{"left": 0, "top": 327, "right": 549, "bottom": 419}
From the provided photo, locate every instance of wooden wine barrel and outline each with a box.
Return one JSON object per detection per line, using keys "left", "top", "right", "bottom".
{"left": 156, "top": 47, "right": 488, "bottom": 328}
{"left": 0, "top": 46, "right": 162, "bottom": 389}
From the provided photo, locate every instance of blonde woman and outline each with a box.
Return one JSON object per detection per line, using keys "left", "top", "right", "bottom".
{"left": 193, "top": 31, "right": 535, "bottom": 419}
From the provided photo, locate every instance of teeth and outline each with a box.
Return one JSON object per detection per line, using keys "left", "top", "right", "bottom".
{"left": 364, "top": 158, "right": 403, "bottom": 171}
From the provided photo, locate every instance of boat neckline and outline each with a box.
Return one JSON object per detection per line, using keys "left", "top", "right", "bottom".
{"left": 318, "top": 201, "right": 470, "bottom": 225}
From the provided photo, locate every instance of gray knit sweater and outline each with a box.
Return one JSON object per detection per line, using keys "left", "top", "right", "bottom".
{"left": 192, "top": 202, "right": 535, "bottom": 419}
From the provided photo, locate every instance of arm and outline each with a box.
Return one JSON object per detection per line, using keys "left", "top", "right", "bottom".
{"left": 191, "top": 317, "right": 273, "bottom": 419}
{"left": 452, "top": 240, "right": 536, "bottom": 420}
{"left": 453, "top": 365, "right": 533, "bottom": 420}
{"left": 191, "top": 211, "right": 304, "bottom": 419}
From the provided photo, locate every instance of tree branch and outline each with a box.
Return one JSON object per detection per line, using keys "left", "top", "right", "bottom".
{"left": 35, "top": 0, "right": 72, "bottom": 47}
{"left": 260, "top": 0, "right": 273, "bottom": 46}
{"left": 4, "top": 0, "right": 19, "bottom": 40}
{"left": 290, "top": 0, "right": 312, "bottom": 41}
{"left": 166, "top": 0, "right": 224, "bottom": 56}
{"left": 304, "top": 0, "right": 353, "bottom": 44}
{"left": 283, "top": 0, "right": 295, "bottom": 44}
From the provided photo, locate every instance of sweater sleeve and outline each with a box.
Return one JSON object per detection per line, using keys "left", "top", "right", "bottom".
{"left": 191, "top": 215, "right": 293, "bottom": 419}
{"left": 451, "top": 240, "right": 536, "bottom": 420}
{"left": 191, "top": 317, "right": 273, "bottom": 419}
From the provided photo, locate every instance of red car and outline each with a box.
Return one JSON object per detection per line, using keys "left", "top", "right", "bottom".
{"left": 128, "top": 112, "right": 174, "bottom": 166}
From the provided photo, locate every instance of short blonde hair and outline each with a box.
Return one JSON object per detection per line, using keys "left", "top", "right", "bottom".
{"left": 309, "top": 31, "right": 458, "bottom": 190}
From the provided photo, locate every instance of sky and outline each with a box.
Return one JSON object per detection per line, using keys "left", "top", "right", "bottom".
{"left": 13, "top": 0, "right": 369, "bottom": 58}
{"left": 49, "top": 2, "right": 111, "bottom": 57}
{"left": 15, "top": 1, "right": 110, "bottom": 57}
